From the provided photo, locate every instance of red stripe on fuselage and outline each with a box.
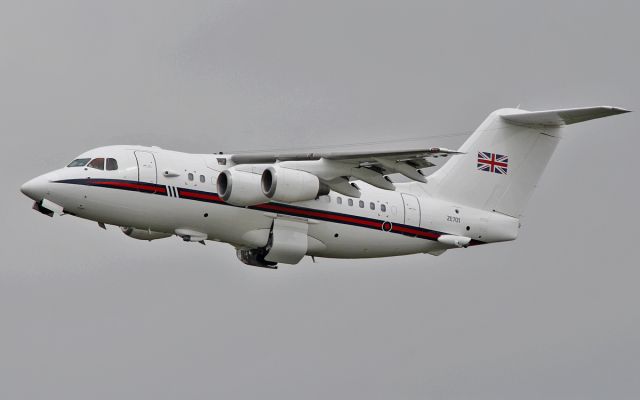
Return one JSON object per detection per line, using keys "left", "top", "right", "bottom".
{"left": 177, "top": 189, "right": 382, "bottom": 229}
{"left": 65, "top": 179, "right": 463, "bottom": 244}
{"left": 177, "top": 190, "right": 442, "bottom": 239}
{"left": 178, "top": 190, "right": 223, "bottom": 202}
{"left": 392, "top": 224, "right": 440, "bottom": 239}
{"left": 255, "top": 203, "right": 382, "bottom": 228}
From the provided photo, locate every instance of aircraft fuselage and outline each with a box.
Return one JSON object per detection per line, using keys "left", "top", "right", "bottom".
{"left": 21, "top": 145, "right": 519, "bottom": 265}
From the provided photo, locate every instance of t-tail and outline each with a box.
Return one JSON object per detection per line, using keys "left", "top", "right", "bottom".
{"left": 427, "top": 106, "right": 630, "bottom": 218}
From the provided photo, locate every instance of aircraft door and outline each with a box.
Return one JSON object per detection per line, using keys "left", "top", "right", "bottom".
{"left": 135, "top": 151, "right": 157, "bottom": 184}
{"left": 401, "top": 193, "right": 421, "bottom": 226}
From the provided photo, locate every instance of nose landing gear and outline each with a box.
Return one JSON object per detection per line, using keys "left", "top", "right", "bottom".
{"left": 32, "top": 198, "right": 65, "bottom": 217}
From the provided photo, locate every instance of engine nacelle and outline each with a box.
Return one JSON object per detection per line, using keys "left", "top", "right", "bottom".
{"left": 261, "top": 166, "right": 329, "bottom": 203}
{"left": 217, "top": 168, "right": 270, "bottom": 206}
{"left": 121, "top": 227, "right": 172, "bottom": 241}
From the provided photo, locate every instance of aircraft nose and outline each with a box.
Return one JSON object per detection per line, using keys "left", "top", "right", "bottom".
{"left": 20, "top": 175, "right": 49, "bottom": 201}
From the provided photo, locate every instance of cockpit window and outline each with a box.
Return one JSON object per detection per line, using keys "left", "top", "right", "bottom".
{"left": 106, "top": 158, "right": 118, "bottom": 171}
{"left": 67, "top": 158, "right": 91, "bottom": 167}
{"left": 87, "top": 158, "right": 105, "bottom": 170}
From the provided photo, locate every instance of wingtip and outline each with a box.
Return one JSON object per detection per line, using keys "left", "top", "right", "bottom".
{"left": 605, "top": 106, "right": 631, "bottom": 114}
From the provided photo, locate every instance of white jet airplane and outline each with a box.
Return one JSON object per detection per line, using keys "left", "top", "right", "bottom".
{"left": 21, "top": 106, "right": 628, "bottom": 268}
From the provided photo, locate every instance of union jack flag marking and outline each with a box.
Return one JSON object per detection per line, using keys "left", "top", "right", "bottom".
{"left": 477, "top": 152, "right": 508, "bottom": 174}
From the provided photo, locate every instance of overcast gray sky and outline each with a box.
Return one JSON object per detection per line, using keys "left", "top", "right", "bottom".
{"left": 1, "top": 1, "right": 639, "bottom": 399}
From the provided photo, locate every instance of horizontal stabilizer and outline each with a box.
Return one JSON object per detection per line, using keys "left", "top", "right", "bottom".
{"left": 501, "top": 106, "right": 630, "bottom": 127}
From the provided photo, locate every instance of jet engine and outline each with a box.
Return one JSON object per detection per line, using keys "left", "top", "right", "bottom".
{"left": 121, "top": 227, "right": 172, "bottom": 241}
{"left": 261, "top": 166, "right": 329, "bottom": 203}
{"left": 217, "top": 168, "right": 270, "bottom": 206}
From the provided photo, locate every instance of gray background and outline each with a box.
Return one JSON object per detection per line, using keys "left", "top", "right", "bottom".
{"left": 1, "top": 1, "right": 639, "bottom": 399}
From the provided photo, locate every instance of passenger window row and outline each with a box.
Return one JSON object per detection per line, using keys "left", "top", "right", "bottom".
{"left": 187, "top": 173, "right": 208, "bottom": 184}
{"left": 331, "top": 195, "right": 387, "bottom": 212}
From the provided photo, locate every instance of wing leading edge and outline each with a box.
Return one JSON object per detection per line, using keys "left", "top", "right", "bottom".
{"left": 227, "top": 147, "right": 463, "bottom": 196}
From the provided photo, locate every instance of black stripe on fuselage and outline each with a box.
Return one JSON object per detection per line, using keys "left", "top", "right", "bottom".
{"left": 56, "top": 178, "right": 168, "bottom": 195}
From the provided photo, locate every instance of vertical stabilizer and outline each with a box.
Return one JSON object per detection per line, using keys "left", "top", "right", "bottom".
{"left": 427, "top": 107, "right": 629, "bottom": 217}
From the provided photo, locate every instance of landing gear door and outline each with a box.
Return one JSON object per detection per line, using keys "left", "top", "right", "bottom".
{"left": 135, "top": 151, "right": 157, "bottom": 184}
{"left": 401, "top": 193, "right": 421, "bottom": 226}
{"left": 264, "top": 218, "right": 308, "bottom": 265}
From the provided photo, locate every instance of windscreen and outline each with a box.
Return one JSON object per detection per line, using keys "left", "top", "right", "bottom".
{"left": 67, "top": 158, "right": 91, "bottom": 167}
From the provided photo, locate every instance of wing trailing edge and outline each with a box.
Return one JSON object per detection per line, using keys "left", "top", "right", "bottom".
{"left": 227, "top": 147, "right": 464, "bottom": 189}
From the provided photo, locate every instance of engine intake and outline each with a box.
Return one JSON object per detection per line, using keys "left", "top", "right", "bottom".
{"left": 261, "top": 166, "right": 329, "bottom": 203}
{"left": 217, "top": 168, "right": 270, "bottom": 206}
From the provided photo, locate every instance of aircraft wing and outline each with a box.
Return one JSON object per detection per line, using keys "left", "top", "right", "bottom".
{"left": 230, "top": 147, "right": 461, "bottom": 164}
{"left": 228, "top": 147, "right": 463, "bottom": 194}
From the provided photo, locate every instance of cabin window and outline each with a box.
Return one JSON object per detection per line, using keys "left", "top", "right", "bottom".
{"left": 87, "top": 158, "right": 105, "bottom": 170}
{"left": 370, "top": 202, "right": 375, "bottom": 210}
{"left": 348, "top": 199, "right": 353, "bottom": 206}
{"left": 188, "top": 173, "right": 194, "bottom": 181}
{"left": 67, "top": 158, "right": 91, "bottom": 167}
{"left": 200, "top": 175, "right": 205, "bottom": 183}
{"left": 381, "top": 204, "right": 387, "bottom": 212}
{"left": 359, "top": 200, "right": 364, "bottom": 208}
{"left": 106, "top": 158, "right": 118, "bottom": 171}
{"left": 337, "top": 197, "right": 342, "bottom": 205}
